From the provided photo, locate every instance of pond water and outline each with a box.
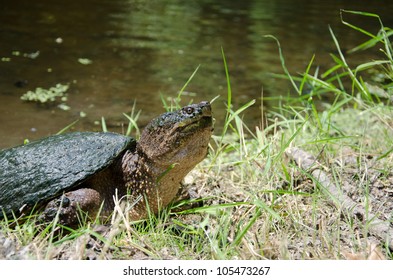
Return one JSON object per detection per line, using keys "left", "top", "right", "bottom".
{"left": 1, "top": 0, "right": 392, "bottom": 148}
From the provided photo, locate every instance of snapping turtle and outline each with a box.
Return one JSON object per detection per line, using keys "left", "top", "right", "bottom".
{"left": 0, "top": 101, "right": 213, "bottom": 227}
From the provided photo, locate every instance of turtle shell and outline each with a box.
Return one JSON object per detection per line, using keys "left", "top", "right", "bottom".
{"left": 0, "top": 132, "right": 136, "bottom": 218}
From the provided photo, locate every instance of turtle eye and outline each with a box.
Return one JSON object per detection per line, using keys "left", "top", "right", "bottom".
{"left": 183, "top": 106, "right": 194, "bottom": 115}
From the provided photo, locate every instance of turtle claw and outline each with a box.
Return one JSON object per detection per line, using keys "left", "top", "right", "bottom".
{"left": 38, "top": 195, "right": 75, "bottom": 226}
{"left": 38, "top": 188, "right": 102, "bottom": 228}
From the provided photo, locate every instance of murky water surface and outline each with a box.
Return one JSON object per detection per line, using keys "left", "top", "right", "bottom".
{"left": 1, "top": 0, "right": 392, "bottom": 148}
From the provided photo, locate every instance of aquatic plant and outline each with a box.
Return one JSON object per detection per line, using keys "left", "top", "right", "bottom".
{"left": 20, "top": 83, "right": 69, "bottom": 103}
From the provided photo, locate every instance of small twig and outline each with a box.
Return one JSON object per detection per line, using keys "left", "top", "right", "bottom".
{"left": 285, "top": 147, "right": 393, "bottom": 250}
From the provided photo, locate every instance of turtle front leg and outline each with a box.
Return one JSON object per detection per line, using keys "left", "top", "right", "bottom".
{"left": 40, "top": 188, "right": 102, "bottom": 228}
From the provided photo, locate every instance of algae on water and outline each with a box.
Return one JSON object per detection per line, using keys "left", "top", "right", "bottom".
{"left": 21, "top": 83, "right": 69, "bottom": 103}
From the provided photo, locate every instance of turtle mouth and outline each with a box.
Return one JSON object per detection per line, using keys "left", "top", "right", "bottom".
{"left": 179, "top": 115, "right": 213, "bottom": 135}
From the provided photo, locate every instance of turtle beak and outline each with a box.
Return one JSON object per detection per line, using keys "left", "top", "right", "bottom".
{"left": 200, "top": 101, "right": 212, "bottom": 118}
{"left": 200, "top": 101, "right": 213, "bottom": 132}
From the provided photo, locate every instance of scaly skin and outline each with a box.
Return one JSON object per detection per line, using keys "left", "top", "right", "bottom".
{"left": 41, "top": 102, "right": 213, "bottom": 227}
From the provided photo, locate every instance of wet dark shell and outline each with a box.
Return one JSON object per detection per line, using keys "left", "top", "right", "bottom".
{"left": 0, "top": 132, "right": 136, "bottom": 218}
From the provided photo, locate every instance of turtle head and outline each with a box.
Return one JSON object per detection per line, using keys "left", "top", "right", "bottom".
{"left": 137, "top": 101, "right": 213, "bottom": 167}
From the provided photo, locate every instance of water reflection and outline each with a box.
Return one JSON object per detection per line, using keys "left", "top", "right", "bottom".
{"left": 0, "top": 0, "right": 392, "bottom": 148}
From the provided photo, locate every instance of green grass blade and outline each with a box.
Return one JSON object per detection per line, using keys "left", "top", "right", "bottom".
{"left": 265, "top": 35, "right": 299, "bottom": 93}
{"left": 221, "top": 47, "right": 232, "bottom": 113}
{"left": 56, "top": 120, "right": 79, "bottom": 135}
{"left": 101, "top": 117, "right": 107, "bottom": 132}
{"left": 177, "top": 64, "right": 201, "bottom": 105}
